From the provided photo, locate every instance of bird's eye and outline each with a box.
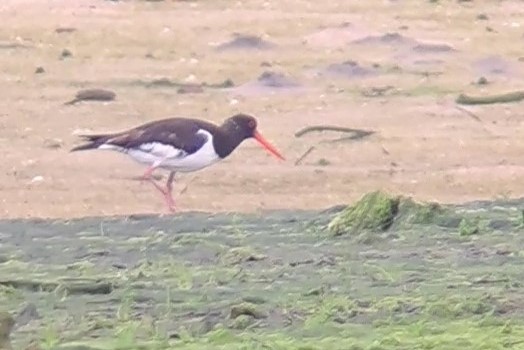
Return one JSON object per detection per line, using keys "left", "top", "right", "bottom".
{"left": 248, "top": 120, "right": 256, "bottom": 128}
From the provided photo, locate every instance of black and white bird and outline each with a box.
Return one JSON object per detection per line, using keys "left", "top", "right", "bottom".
{"left": 71, "top": 113, "right": 285, "bottom": 212}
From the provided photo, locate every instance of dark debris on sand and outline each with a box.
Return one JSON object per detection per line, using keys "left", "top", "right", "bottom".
{"left": 215, "top": 34, "right": 276, "bottom": 51}
{"left": 64, "top": 89, "right": 117, "bottom": 105}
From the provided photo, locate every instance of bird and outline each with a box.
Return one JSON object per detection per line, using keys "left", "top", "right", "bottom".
{"left": 70, "top": 113, "right": 285, "bottom": 212}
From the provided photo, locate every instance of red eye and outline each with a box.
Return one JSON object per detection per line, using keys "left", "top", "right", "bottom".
{"left": 248, "top": 120, "right": 256, "bottom": 128}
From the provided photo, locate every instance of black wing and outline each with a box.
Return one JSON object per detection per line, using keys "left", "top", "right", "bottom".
{"left": 106, "top": 118, "right": 210, "bottom": 156}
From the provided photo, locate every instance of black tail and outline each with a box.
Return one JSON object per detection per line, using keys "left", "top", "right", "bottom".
{"left": 70, "top": 134, "right": 111, "bottom": 152}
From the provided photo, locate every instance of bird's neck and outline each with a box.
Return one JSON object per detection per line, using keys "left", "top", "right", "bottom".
{"left": 212, "top": 122, "right": 247, "bottom": 158}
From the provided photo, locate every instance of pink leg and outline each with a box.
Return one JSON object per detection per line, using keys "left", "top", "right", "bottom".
{"left": 163, "top": 172, "right": 176, "bottom": 212}
{"left": 140, "top": 164, "right": 157, "bottom": 184}
{"left": 147, "top": 171, "right": 176, "bottom": 213}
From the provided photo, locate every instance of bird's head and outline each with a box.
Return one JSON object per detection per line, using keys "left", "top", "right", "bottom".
{"left": 224, "top": 114, "right": 285, "bottom": 160}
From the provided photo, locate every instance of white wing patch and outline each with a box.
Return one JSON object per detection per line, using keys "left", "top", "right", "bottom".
{"left": 99, "top": 129, "right": 220, "bottom": 173}
{"left": 98, "top": 144, "right": 124, "bottom": 152}
{"left": 138, "top": 142, "right": 185, "bottom": 159}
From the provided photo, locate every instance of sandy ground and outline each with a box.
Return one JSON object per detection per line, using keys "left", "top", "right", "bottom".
{"left": 0, "top": 0, "right": 523, "bottom": 219}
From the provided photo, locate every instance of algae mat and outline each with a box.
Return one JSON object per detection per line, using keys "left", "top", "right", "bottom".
{"left": 2, "top": 200, "right": 524, "bottom": 349}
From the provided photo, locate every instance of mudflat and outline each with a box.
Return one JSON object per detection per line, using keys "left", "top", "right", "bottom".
{"left": 2, "top": 1, "right": 524, "bottom": 348}
{"left": 0, "top": 0, "right": 523, "bottom": 219}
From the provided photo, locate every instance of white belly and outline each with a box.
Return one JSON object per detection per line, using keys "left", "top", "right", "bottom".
{"left": 159, "top": 141, "right": 221, "bottom": 172}
{"left": 99, "top": 130, "right": 221, "bottom": 173}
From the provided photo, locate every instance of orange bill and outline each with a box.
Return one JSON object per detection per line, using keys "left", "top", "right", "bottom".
{"left": 253, "top": 130, "right": 285, "bottom": 160}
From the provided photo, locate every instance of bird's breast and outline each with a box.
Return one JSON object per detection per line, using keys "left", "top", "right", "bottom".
{"left": 161, "top": 135, "right": 221, "bottom": 172}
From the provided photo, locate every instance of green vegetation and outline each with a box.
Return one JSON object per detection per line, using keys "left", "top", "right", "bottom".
{"left": 327, "top": 191, "right": 462, "bottom": 240}
{"left": 328, "top": 191, "right": 399, "bottom": 236}
{"left": 458, "top": 217, "right": 480, "bottom": 236}
{"left": 1, "top": 193, "right": 524, "bottom": 349}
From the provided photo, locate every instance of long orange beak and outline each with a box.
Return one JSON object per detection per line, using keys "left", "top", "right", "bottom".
{"left": 253, "top": 130, "right": 285, "bottom": 160}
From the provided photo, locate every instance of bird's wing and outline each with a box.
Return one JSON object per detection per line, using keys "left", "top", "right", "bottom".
{"left": 105, "top": 119, "right": 210, "bottom": 158}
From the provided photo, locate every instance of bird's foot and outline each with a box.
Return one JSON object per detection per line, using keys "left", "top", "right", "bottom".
{"left": 139, "top": 168, "right": 176, "bottom": 213}
{"left": 164, "top": 193, "right": 177, "bottom": 213}
{"left": 149, "top": 180, "right": 176, "bottom": 213}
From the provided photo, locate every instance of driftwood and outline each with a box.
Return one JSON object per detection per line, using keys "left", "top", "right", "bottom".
{"left": 0, "top": 279, "right": 112, "bottom": 294}
{"left": 453, "top": 105, "right": 498, "bottom": 136}
{"left": 295, "top": 125, "right": 375, "bottom": 140}
{"left": 294, "top": 146, "right": 315, "bottom": 166}
{"left": 144, "top": 78, "right": 234, "bottom": 90}
{"left": 456, "top": 91, "right": 524, "bottom": 105}
{"left": 293, "top": 125, "right": 376, "bottom": 165}
{"left": 179, "top": 176, "right": 198, "bottom": 195}
{"left": 454, "top": 105, "right": 481, "bottom": 122}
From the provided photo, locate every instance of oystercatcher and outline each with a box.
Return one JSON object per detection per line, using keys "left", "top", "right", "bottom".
{"left": 71, "top": 113, "right": 285, "bottom": 212}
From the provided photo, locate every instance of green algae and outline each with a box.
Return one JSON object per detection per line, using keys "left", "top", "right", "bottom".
{"left": 328, "top": 191, "right": 464, "bottom": 238}
{"left": 0, "top": 195, "right": 524, "bottom": 349}
{"left": 328, "top": 191, "right": 399, "bottom": 236}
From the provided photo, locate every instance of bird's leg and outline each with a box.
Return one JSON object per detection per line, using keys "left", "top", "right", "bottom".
{"left": 138, "top": 160, "right": 164, "bottom": 186}
{"left": 138, "top": 162, "right": 176, "bottom": 213}
{"left": 141, "top": 164, "right": 158, "bottom": 183}
{"left": 163, "top": 172, "right": 176, "bottom": 212}
{"left": 146, "top": 171, "right": 176, "bottom": 213}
